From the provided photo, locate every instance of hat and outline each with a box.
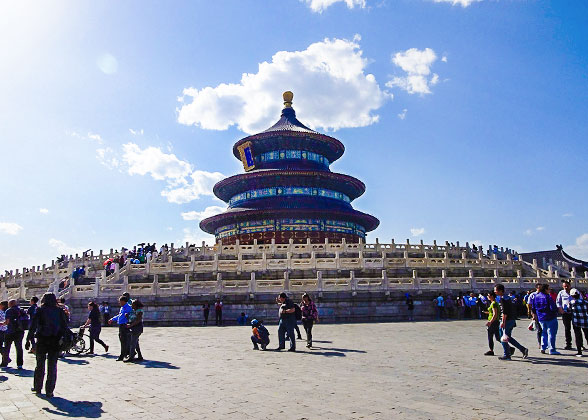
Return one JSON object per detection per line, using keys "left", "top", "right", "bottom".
{"left": 251, "top": 319, "right": 259, "bottom": 327}
{"left": 570, "top": 288, "right": 580, "bottom": 297}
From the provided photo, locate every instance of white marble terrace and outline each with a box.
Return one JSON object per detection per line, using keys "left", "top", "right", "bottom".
{"left": 1, "top": 238, "right": 586, "bottom": 302}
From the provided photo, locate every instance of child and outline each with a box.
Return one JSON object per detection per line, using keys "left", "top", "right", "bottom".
{"left": 251, "top": 319, "right": 270, "bottom": 351}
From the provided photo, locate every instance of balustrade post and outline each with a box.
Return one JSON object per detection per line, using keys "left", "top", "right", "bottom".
{"left": 184, "top": 274, "right": 190, "bottom": 295}
{"left": 94, "top": 277, "right": 100, "bottom": 298}
{"left": 442, "top": 269, "right": 448, "bottom": 290}
{"left": 350, "top": 270, "right": 356, "bottom": 296}
{"left": 249, "top": 271, "right": 256, "bottom": 298}
{"left": 152, "top": 275, "right": 159, "bottom": 296}
{"left": 284, "top": 270, "right": 290, "bottom": 292}
{"left": 469, "top": 269, "right": 476, "bottom": 291}
{"left": 216, "top": 272, "right": 223, "bottom": 296}
{"left": 1, "top": 280, "right": 6, "bottom": 300}
{"left": 413, "top": 269, "right": 420, "bottom": 290}
{"left": 317, "top": 271, "right": 323, "bottom": 298}
{"left": 335, "top": 251, "right": 340, "bottom": 270}
{"left": 20, "top": 277, "right": 26, "bottom": 300}
{"left": 382, "top": 269, "right": 389, "bottom": 295}
{"left": 190, "top": 254, "right": 196, "bottom": 271}
{"left": 121, "top": 276, "right": 128, "bottom": 293}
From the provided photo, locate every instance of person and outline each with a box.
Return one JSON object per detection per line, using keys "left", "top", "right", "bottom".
{"left": 26, "top": 296, "right": 39, "bottom": 354}
{"left": 523, "top": 290, "right": 532, "bottom": 319}
{"left": 469, "top": 293, "right": 480, "bottom": 319}
{"left": 215, "top": 299, "right": 223, "bottom": 326}
{"left": 483, "top": 291, "right": 501, "bottom": 356}
{"left": 1, "top": 299, "right": 27, "bottom": 369}
{"left": 406, "top": 293, "right": 415, "bottom": 321}
{"left": 202, "top": 303, "right": 210, "bottom": 326}
{"left": 30, "top": 293, "right": 68, "bottom": 398}
{"left": 81, "top": 301, "right": 108, "bottom": 354}
{"left": 99, "top": 302, "right": 110, "bottom": 327}
{"left": 300, "top": 293, "right": 318, "bottom": 348}
{"left": 456, "top": 293, "right": 465, "bottom": 320}
{"left": 124, "top": 300, "right": 144, "bottom": 363}
{"left": 275, "top": 292, "right": 296, "bottom": 352}
{"left": 528, "top": 283, "right": 543, "bottom": 349}
{"left": 292, "top": 302, "right": 303, "bottom": 340}
{"left": 59, "top": 298, "right": 70, "bottom": 325}
{"left": 494, "top": 283, "right": 528, "bottom": 360}
{"left": 237, "top": 312, "right": 249, "bottom": 326}
{"left": 569, "top": 288, "right": 588, "bottom": 357}
{"left": 556, "top": 280, "right": 574, "bottom": 350}
{"left": 250, "top": 319, "right": 270, "bottom": 350}
{"left": 0, "top": 301, "right": 7, "bottom": 363}
{"left": 434, "top": 293, "right": 444, "bottom": 320}
{"left": 446, "top": 295, "right": 455, "bottom": 319}
{"left": 108, "top": 296, "right": 133, "bottom": 361}
{"left": 531, "top": 283, "right": 560, "bottom": 355}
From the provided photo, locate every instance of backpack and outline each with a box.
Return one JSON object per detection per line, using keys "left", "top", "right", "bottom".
{"left": 14, "top": 308, "right": 30, "bottom": 332}
{"left": 294, "top": 303, "right": 302, "bottom": 320}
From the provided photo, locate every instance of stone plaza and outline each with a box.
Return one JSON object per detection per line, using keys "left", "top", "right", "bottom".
{"left": 0, "top": 320, "right": 586, "bottom": 419}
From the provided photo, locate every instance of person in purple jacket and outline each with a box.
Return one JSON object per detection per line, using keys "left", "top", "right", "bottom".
{"left": 531, "top": 284, "right": 560, "bottom": 355}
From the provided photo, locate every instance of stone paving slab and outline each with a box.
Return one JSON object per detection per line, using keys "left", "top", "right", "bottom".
{"left": 0, "top": 320, "right": 586, "bottom": 419}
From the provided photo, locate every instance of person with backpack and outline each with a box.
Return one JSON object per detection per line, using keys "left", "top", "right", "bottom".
{"left": 0, "top": 299, "right": 28, "bottom": 369}
{"left": 300, "top": 293, "right": 319, "bottom": 348}
{"left": 30, "top": 293, "right": 68, "bottom": 398}
{"left": 250, "top": 319, "right": 270, "bottom": 350}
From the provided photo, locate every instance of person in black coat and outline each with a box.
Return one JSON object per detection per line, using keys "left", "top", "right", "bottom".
{"left": 81, "top": 301, "right": 109, "bottom": 354}
{"left": 30, "top": 293, "right": 68, "bottom": 398}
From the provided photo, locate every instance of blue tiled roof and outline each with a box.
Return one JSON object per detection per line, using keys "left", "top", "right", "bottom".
{"left": 262, "top": 107, "right": 317, "bottom": 134}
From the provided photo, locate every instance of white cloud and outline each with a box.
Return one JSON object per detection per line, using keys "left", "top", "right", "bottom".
{"left": 524, "top": 227, "right": 545, "bottom": 236}
{"left": 302, "top": 0, "right": 366, "bottom": 13}
{"left": 121, "top": 143, "right": 225, "bottom": 204}
{"left": 410, "top": 227, "right": 425, "bottom": 237}
{"left": 432, "top": 0, "right": 482, "bottom": 7}
{"left": 39, "top": 208, "right": 49, "bottom": 214}
{"left": 87, "top": 132, "right": 103, "bottom": 144}
{"left": 97, "top": 53, "right": 118, "bottom": 75}
{"left": 0, "top": 222, "right": 23, "bottom": 235}
{"left": 566, "top": 233, "right": 588, "bottom": 260}
{"left": 397, "top": 108, "right": 407, "bottom": 120}
{"left": 96, "top": 147, "right": 120, "bottom": 170}
{"left": 441, "top": 56, "right": 448, "bottom": 63}
{"left": 177, "top": 36, "right": 390, "bottom": 134}
{"left": 181, "top": 206, "right": 226, "bottom": 221}
{"left": 523, "top": 229, "right": 533, "bottom": 236}
{"left": 562, "top": 213, "right": 573, "bottom": 218}
{"left": 386, "top": 48, "right": 440, "bottom": 95}
{"left": 67, "top": 130, "right": 103, "bottom": 144}
{"left": 536, "top": 226, "right": 545, "bottom": 232}
{"left": 48, "top": 238, "right": 83, "bottom": 256}
{"left": 129, "top": 128, "right": 144, "bottom": 136}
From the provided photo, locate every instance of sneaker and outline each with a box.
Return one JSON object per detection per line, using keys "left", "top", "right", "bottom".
{"left": 252, "top": 346, "right": 259, "bottom": 350}
{"left": 260, "top": 344, "right": 266, "bottom": 351}
{"left": 540, "top": 349, "right": 546, "bottom": 354}
{"left": 287, "top": 348, "right": 296, "bottom": 352}
{"left": 549, "top": 350, "right": 561, "bottom": 355}
{"left": 116, "top": 357, "right": 124, "bottom": 361}
{"left": 510, "top": 347, "right": 516, "bottom": 356}
{"left": 522, "top": 348, "right": 529, "bottom": 359}
{"left": 306, "top": 343, "right": 312, "bottom": 349}
{"left": 123, "top": 357, "right": 135, "bottom": 363}
{"left": 104, "top": 345, "right": 109, "bottom": 352}
{"left": 575, "top": 353, "right": 583, "bottom": 357}
{"left": 31, "top": 387, "right": 41, "bottom": 394}
{"left": 498, "top": 356, "right": 511, "bottom": 361}
{"left": 484, "top": 350, "right": 494, "bottom": 356}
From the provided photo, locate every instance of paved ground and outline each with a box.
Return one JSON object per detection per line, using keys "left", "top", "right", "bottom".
{"left": 0, "top": 320, "right": 586, "bottom": 419}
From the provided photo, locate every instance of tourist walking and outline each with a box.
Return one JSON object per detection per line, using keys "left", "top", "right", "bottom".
{"left": 81, "top": 302, "right": 108, "bottom": 354}
{"left": 556, "top": 280, "right": 574, "bottom": 350}
{"left": 31, "top": 293, "right": 68, "bottom": 398}
{"left": 434, "top": 293, "right": 444, "bottom": 320}
{"left": 275, "top": 292, "right": 296, "bottom": 351}
{"left": 1, "top": 299, "right": 27, "bottom": 369}
{"left": 125, "top": 299, "right": 144, "bottom": 363}
{"left": 202, "top": 303, "right": 210, "bottom": 326}
{"left": 108, "top": 295, "right": 133, "bottom": 361}
{"left": 215, "top": 299, "right": 223, "bottom": 326}
{"left": 494, "top": 284, "right": 528, "bottom": 360}
{"left": 99, "top": 301, "right": 110, "bottom": 326}
{"left": 26, "top": 297, "right": 39, "bottom": 353}
{"left": 528, "top": 283, "right": 543, "bottom": 349}
{"left": 300, "top": 293, "right": 318, "bottom": 348}
{"left": 406, "top": 293, "right": 415, "bottom": 321}
{"left": 0, "top": 301, "right": 7, "bottom": 362}
{"left": 484, "top": 291, "right": 501, "bottom": 356}
{"left": 531, "top": 284, "right": 560, "bottom": 355}
{"left": 569, "top": 288, "right": 588, "bottom": 357}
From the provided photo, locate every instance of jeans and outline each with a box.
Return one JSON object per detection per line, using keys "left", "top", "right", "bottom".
{"left": 561, "top": 313, "right": 573, "bottom": 347}
{"left": 34, "top": 337, "right": 60, "bottom": 394}
{"left": 2, "top": 331, "right": 24, "bottom": 367}
{"left": 539, "top": 317, "right": 558, "bottom": 353}
{"left": 278, "top": 317, "right": 296, "bottom": 350}
{"left": 215, "top": 310, "right": 222, "bottom": 326}
{"left": 302, "top": 319, "right": 314, "bottom": 347}
{"left": 251, "top": 335, "right": 269, "bottom": 349}
{"left": 129, "top": 332, "right": 142, "bottom": 359}
{"left": 487, "top": 322, "right": 500, "bottom": 351}
{"left": 499, "top": 320, "right": 525, "bottom": 357}
{"left": 118, "top": 325, "right": 130, "bottom": 359}
{"left": 573, "top": 326, "right": 588, "bottom": 354}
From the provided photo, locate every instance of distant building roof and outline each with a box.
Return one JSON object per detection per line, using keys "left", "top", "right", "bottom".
{"left": 520, "top": 245, "right": 588, "bottom": 273}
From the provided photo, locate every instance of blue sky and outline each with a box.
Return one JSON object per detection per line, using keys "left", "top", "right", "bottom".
{"left": 1, "top": 0, "right": 587, "bottom": 272}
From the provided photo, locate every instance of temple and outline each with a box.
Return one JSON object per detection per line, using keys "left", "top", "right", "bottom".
{"left": 199, "top": 91, "right": 379, "bottom": 245}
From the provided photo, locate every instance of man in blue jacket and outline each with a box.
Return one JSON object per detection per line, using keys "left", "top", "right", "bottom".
{"left": 108, "top": 295, "right": 132, "bottom": 361}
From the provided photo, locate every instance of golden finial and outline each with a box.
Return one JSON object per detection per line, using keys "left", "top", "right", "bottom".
{"left": 283, "top": 91, "right": 293, "bottom": 108}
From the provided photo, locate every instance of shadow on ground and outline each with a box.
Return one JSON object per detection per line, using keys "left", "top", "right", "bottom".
{"left": 3, "top": 367, "right": 34, "bottom": 377}
{"left": 526, "top": 356, "right": 588, "bottom": 368}
{"left": 140, "top": 360, "right": 179, "bottom": 369}
{"left": 42, "top": 397, "right": 104, "bottom": 418}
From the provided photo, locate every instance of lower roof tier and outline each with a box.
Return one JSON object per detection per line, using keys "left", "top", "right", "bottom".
{"left": 213, "top": 170, "right": 366, "bottom": 202}
{"left": 200, "top": 207, "right": 380, "bottom": 235}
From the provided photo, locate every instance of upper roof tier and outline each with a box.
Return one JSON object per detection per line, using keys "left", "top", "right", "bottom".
{"left": 232, "top": 92, "right": 345, "bottom": 165}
